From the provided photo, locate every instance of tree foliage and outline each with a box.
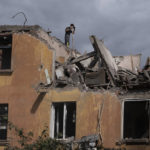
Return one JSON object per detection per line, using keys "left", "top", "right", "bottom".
{"left": 5, "top": 122, "right": 66, "bottom": 150}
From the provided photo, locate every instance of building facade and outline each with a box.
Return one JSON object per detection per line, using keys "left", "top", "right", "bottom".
{"left": 0, "top": 25, "right": 149, "bottom": 150}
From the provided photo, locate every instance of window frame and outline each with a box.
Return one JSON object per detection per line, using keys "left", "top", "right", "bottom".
{"left": 121, "top": 98, "right": 150, "bottom": 144}
{"left": 0, "top": 34, "right": 13, "bottom": 73}
{"left": 50, "top": 102, "right": 76, "bottom": 140}
{"left": 0, "top": 104, "right": 8, "bottom": 144}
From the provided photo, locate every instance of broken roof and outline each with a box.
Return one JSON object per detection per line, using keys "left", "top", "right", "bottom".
{"left": 54, "top": 35, "right": 150, "bottom": 93}
{"left": 1, "top": 25, "right": 149, "bottom": 93}
{"left": 0, "top": 25, "right": 41, "bottom": 33}
{"left": 0, "top": 25, "right": 80, "bottom": 63}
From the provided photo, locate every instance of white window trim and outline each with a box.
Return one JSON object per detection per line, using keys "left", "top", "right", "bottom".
{"left": 50, "top": 104, "right": 55, "bottom": 138}
{"left": 50, "top": 102, "right": 76, "bottom": 140}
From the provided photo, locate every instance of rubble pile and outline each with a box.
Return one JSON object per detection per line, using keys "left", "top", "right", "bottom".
{"left": 55, "top": 36, "right": 150, "bottom": 90}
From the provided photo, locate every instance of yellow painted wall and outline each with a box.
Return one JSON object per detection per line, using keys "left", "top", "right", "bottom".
{"left": 0, "top": 146, "right": 5, "bottom": 150}
{"left": 0, "top": 33, "right": 53, "bottom": 149}
{"left": 0, "top": 32, "right": 149, "bottom": 150}
{"left": 49, "top": 88, "right": 121, "bottom": 148}
{"left": 49, "top": 88, "right": 150, "bottom": 150}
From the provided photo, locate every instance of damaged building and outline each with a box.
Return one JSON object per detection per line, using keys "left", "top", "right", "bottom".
{"left": 0, "top": 25, "right": 149, "bottom": 150}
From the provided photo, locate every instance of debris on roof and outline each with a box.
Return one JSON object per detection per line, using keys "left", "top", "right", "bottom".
{"left": 1, "top": 25, "right": 149, "bottom": 92}
{"left": 114, "top": 54, "right": 141, "bottom": 74}
{"left": 143, "top": 57, "right": 150, "bottom": 71}
{"left": 54, "top": 35, "right": 150, "bottom": 91}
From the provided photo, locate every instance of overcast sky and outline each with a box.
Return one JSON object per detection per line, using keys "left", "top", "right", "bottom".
{"left": 0, "top": 0, "right": 150, "bottom": 66}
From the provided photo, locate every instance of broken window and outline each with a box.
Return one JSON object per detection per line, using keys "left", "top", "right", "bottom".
{"left": 0, "top": 35, "right": 12, "bottom": 70}
{"left": 0, "top": 104, "right": 8, "bottom": 140}
{"left": 123, "top": 100, "right": 150, "bottom": 140}
{"left": 50, "top": 102, "right": 76, "bottom": 139}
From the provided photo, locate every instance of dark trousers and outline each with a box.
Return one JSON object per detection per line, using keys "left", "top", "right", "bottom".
{"left": 65, "top": 33, "right": 70, "bottom": 47}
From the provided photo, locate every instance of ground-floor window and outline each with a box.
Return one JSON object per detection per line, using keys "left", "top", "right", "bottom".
{"left": 0, "top": 104, "right": 8, "bottom": 140}
{"left": 123, "top": 100, "right": 149, "bottom": 139}
{"left": 50, "top": 102, "right": 76, "bottom": 139}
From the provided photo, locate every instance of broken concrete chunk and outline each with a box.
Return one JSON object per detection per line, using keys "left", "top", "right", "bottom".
{"left": 114, "top": 54, "right": 141, "bottom": 74}
{"left": 55, "top": 66, "right": 65, "bottom": 79}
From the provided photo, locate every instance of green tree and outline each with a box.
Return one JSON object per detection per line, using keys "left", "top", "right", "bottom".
{"left": 5, "top": 122, "right": 66, "bottom": 150}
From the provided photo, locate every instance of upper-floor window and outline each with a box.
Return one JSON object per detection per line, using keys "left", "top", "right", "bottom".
{"left": 122, "top": 99, "right": 149, "bottom": 143}
{"left": 0, "top": 35, "right": 12, "bottom": 70}
{"left": 0, "top": 104, "right": 8, "bottom": 140}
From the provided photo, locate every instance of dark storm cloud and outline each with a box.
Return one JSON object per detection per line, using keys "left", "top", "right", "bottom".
{"left": 0, "top": 0, "right": 150, "bottom": 66}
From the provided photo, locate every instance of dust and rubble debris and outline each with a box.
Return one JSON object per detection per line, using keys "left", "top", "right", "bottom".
{"left": 60, "top": 134, "right": 101, "bottom": 149}
{"left": 1, "top": 25, "right": 149, "bottom": 93}
{"left": 54, "top": 35, "right": 150, "bottom": 92}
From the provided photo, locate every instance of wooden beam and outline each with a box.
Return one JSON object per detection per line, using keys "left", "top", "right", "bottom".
{"left": 70, "top": 51, "right": 95, "bottom": 64}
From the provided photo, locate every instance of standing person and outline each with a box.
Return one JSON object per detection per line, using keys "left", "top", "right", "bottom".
{"left": 65, "top": 24, "right": 75, "bottom": 47}
{"left": 70, "top": 24, "right": 75, "bottom": 34}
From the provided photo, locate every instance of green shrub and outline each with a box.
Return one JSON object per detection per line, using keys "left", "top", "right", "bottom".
{"left": 5, "top": 122, "right": 66, "bottom": 150}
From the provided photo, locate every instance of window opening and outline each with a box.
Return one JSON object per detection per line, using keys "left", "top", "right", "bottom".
{"left": 50, "top": 102, "right": 76, "bottom": 139}
{"left": 123, "top": 100, "right": 149, "bottom": 139}
{"left": 0, "top": 35, "right": 12, "bottom": 70}
{"left": 0, "top": 104, "right": 8, "bottom": 140}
